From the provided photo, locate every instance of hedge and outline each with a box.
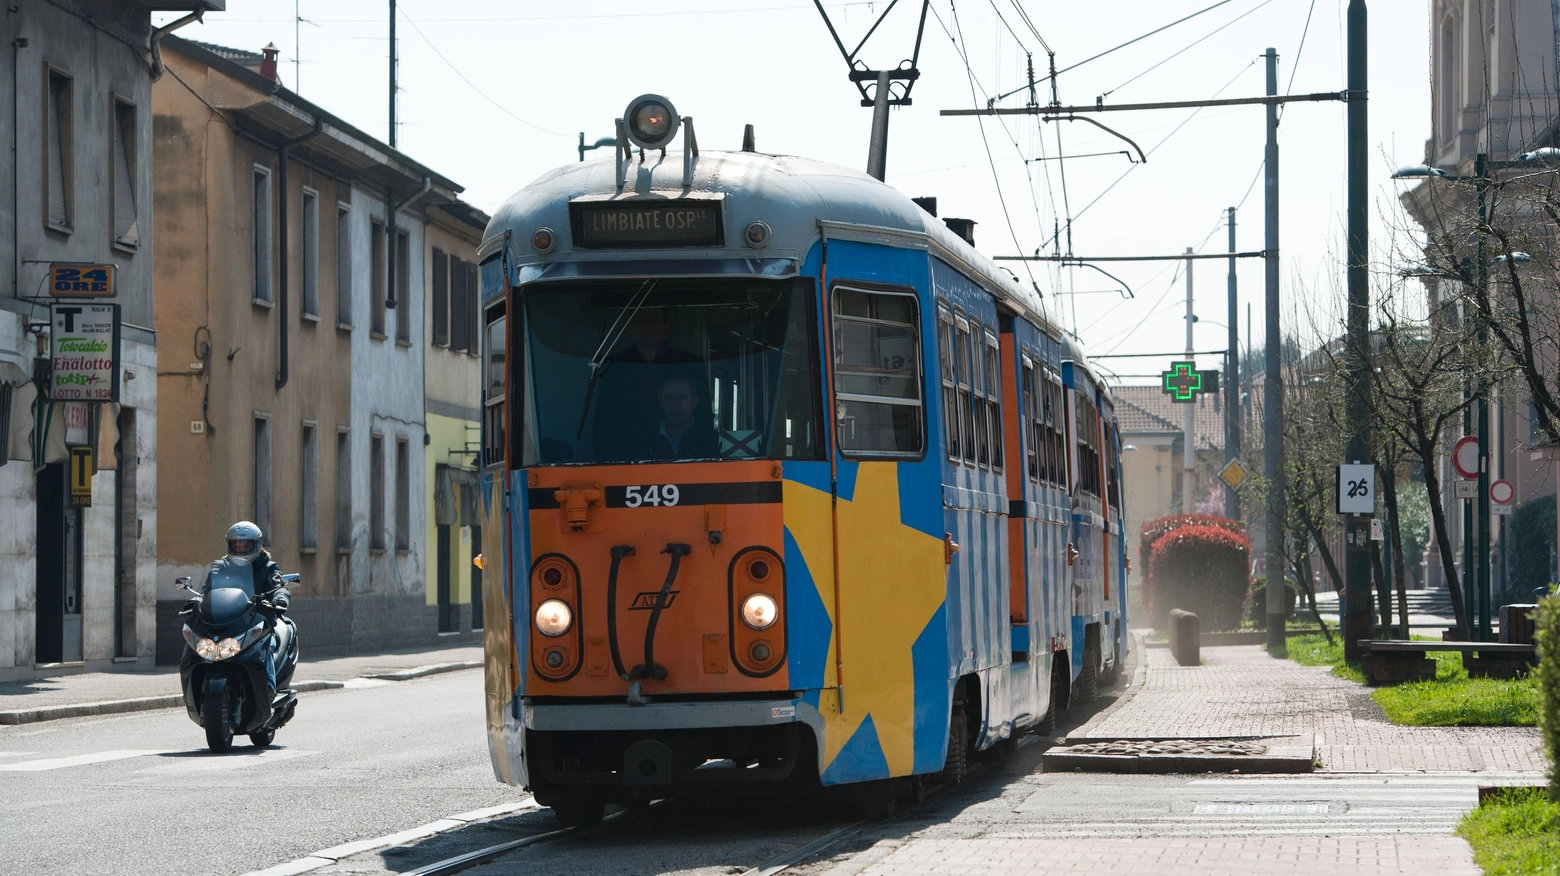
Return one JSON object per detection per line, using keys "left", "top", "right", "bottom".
{"left": 1538, "top": 591, "right": 1559, "bottom": 801}
{"left": 1146, "top": 523, "right": 1253, "bottom": 631}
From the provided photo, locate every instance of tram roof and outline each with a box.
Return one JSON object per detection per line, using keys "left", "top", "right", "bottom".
{"left": 485, "top": 149, "right": 1060, "bottom": 337}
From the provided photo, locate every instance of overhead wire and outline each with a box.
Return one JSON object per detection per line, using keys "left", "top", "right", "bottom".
{"left": 395, "top": 3, "right": 573, "bottom": 139}
{"left": 943, "top": 1, "right": 1041, "bottom": 294}
{"left": 1100, "top": 0, "right": 1278, "bottom": 101}
{"left": 1054, "top": 0, "right": 1240, "bottom": 76}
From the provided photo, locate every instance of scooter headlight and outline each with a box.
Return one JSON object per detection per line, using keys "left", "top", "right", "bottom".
{"left": 214, "top": 638, "right": 243, "bottom": 660}
{"left": 194, "top": 637, "right": 220, "bottom": 661}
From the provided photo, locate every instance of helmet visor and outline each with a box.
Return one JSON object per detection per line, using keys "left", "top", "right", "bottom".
{"left": 228, "top": 538, "right": 258, "bottom": 556}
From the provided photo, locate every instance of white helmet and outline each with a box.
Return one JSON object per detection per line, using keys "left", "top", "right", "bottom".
{"left": 226, "top": 521, "right": 264, "bottom": 563}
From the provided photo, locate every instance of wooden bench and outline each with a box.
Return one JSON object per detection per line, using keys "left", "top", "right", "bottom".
{"left": 1356, "top": 640, "right": 1538, "bottom": 684}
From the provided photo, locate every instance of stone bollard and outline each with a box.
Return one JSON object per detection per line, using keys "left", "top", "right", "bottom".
{"left": 1168, "top": 609, "right": 1200, "bottom": 667}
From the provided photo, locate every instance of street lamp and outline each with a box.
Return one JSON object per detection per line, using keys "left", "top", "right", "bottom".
{"left": 1391, "top": 164, "right": 1451, "bottom": 179}
{"left": 1490, "top": 252, "right": 1531, "bottom": 265}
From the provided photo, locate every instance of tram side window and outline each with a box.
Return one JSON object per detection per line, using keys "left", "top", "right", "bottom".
{"left": 1021, "top": 357, "right": 1038, "bottom": 482}
{"left": 1043, "top": 370, "right": 1067, "bottom": 488}
{"left": 833, "top": 287, "right": 923, "bottom": 458}
{"left": 969, "top": 323, "right": 991, "bottom": 468}
{"left": 983, "top": 332, "right": 1003, "bottom": 471}
{"left": 937, "top": 304, "right": 961, "bottom": 462}
{"left": 1105, "top": 422, "right": 1122, "bottom": 510}
{"left": 1075, "top": 394, "right": 1101, "bottom": 497}
{"left": 953, "top": 316, "right": 976, "bottom": 465}
{"left": 482, "top": 302, "right": 507, "bottom": 469}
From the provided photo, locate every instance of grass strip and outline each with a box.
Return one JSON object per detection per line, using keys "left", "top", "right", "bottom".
{"left": 1457, "top": 787, "right": 1560, "bottom": 876}
{"left": 1286, "top": 634, "right": 1538, "bottom": 727}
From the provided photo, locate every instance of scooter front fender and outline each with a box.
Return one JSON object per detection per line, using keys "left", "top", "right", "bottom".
{"left": 201, "top": 676, "right": 228, "bottom": 728}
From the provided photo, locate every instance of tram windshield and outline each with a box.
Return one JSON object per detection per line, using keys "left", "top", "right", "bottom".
{"left": 521, "top": 278, "right": 823, "bottom": 465}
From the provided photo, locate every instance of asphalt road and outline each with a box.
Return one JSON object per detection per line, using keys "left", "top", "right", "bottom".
{"left": 0, "top": 671, "right": 518, "bottom": 876}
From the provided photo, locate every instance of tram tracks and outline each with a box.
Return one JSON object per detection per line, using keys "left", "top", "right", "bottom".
{"left": 405, "top": 736, "right": 1040, "bottom": 876}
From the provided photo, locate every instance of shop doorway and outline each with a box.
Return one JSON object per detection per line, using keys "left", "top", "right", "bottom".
{"left": 36, "top": 463, "right": 84, "bottom": 664}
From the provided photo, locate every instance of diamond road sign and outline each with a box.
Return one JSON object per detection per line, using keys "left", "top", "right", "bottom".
{"left": 1218, "top": 458, "right": 1251, "bottom": 489}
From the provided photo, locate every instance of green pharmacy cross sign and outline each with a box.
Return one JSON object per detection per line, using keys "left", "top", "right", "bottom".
{"left": 1160, "top": 361, "right": 1219, "bottom": 403}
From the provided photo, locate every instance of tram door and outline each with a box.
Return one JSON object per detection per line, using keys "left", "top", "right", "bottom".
{"left": 997, "top": 321, "right": 1028, "bottom": 647}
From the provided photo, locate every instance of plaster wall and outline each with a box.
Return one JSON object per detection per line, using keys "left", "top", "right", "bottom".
{"left": 347, "top": 187, "right": 426, "bottom": 598}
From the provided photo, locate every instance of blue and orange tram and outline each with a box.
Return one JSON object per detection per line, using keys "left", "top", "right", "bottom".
{"left": 474, "top": 95, "right": 1128, "bottom": 824}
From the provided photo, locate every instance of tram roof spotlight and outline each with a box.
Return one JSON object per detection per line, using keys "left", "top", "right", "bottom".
{"left": 1390, "top": 164, "right": 1449, "bottom": 179}
{"left": 624, "top": 94, "right": 679, "bottom": 150}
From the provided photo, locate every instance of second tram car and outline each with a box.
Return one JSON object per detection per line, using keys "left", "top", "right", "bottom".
{"left": 475, "top": 96, "right": 1128, "bottom": 824}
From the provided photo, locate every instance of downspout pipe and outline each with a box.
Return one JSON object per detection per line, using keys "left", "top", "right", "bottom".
{"left": 147, "top": 8, "right": 205, "bottom": 82}
{"left": 276, "top": 117, "right": 326, "bottom": 391}
{"left": 384, "top": 175, "right": 431, "bottom": 311}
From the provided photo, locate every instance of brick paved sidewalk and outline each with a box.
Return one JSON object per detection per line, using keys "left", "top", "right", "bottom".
{"left": 822, "top": 836, "right": 1480, "bottom": 875}
{"left": 1078, "top": 641, "right": 1545, "bottom": 772}
{"left": 0, "top": 644, "right": 481, "bottom": 722}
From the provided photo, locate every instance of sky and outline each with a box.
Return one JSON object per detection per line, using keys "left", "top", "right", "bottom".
{"left": 156, "top": 1, "right": 1435, "bottom": 386}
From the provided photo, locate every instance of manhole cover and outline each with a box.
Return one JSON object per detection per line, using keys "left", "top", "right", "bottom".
{"left": 1193, "top": 803, "right": 1329, "bottom": 815}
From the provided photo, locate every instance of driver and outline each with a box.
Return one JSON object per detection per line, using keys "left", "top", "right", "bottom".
{"left": 221, "top": 521, "right": 291, "bottom": 616}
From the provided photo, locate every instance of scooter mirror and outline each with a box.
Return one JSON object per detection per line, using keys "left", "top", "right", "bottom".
{"left": 281, "top": 573, "right": 301, "bottom": 585}
{"left": 175, "top": 577, "right": 194, "bottom": 591}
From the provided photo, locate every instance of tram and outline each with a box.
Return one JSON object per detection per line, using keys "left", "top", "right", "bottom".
{"left": 474, "top": 95, "right": 1128, "bottom": 825}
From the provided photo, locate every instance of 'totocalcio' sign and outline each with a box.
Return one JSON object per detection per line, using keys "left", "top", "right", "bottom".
{"left": 50, "top": 304, "right": 119, "bottom": 402}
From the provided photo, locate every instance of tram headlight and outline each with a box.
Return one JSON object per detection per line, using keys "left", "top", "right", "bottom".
{"left": 741, "top": 593, "right": 778, "bottom": 630}
{"left": 624, "top": 94, "right": 679, "bottom": 150}
{"left": 535, "top": 599, "right": 573, "bottom": 637}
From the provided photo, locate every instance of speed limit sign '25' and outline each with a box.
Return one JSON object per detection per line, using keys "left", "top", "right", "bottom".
{"left": 1337, "top": 463, "right": 1376, "bottom": 515}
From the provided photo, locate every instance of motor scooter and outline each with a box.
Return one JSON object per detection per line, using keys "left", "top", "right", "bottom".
{"left": 176, "top": 558, "right": 300, "bottom": 752}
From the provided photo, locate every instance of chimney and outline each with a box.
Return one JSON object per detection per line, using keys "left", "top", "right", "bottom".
{"left": 912, "top": 197, "right": 938, "bottom": 217}
{"left": 943, "top": 217, "right": 976, "bottom": 246}
{"left": 259, "top": 43, "right": 280, "bottom": 81}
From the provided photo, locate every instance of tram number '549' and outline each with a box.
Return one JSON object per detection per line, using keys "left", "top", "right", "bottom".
{"left": 624, "top": 485, "right": 681, "bottom": 507}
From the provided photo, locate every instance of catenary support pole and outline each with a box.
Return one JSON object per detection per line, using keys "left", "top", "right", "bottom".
{"left": 388, "top": 0, "right": 397, "bottom": 147}
{"left": 1226, "top": 207, "right": 1240, "bottom": 520}
{"left": 1185, "top": 247, "right": 1196, "bottom": 513}
{"left": 1476, "top": 153, "right": 1491, "bottom": 641}
{"left": 1263, "top": 47, "right": 1287, "bottom": 655}
{"left": 1342, "top": 0, "right": 1373, "bottom": 661}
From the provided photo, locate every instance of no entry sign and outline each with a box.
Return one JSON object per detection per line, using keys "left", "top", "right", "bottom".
{"left": 1452, "top": 436, "right": 1481, "bottom": 480}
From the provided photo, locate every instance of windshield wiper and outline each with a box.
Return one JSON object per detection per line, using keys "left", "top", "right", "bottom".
{"left": 575, "top": 280, "right": 657, "bottom": 439}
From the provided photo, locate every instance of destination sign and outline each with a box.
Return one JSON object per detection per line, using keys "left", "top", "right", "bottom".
{"left": 571, "top": 200, "right": 724, "bottom": 248}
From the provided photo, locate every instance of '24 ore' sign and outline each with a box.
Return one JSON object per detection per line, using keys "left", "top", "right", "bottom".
{"left": 50, "top": 304, "right": 120, "bottom": 402}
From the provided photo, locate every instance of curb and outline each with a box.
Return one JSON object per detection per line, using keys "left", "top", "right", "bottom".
{"left": 0, "top": 679, "right": 344, "bottom": 726}
{"left": 365, "top": 660, "right": 482, "bottom": 681}
{"left": 1041, "top": 749, "right": 1315, "bottom": 774}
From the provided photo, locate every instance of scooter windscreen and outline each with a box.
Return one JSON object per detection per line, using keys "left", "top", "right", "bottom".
{"left": 201, "top": 559, "right": 257, "bottom": 628}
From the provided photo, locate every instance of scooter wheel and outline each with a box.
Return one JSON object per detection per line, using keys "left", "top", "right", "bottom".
{"left": 249, "top": 730, "right": 275, "bottom": 748}
{"left": 204, "top": 690, "right": 233, "bottom": 753}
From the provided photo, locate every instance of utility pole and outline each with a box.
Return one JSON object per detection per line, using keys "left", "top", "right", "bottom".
{"left": 1226, "top": 207, "right": 1240, "bottom": 520}
{"left": 1184, "top": 247, "right": 1196, "bottom": 514}
{"left": 1475, "top": 154, "right": 1492, "bottom": 641}
{"left": 1263, "top": 47, "right": 1287, "bottom": 655}
{"left": 1342, "top": 0, "right": 1373, "bottom": 661}
{"left": 388, "top": 0, "right": 397, "bottom": 148}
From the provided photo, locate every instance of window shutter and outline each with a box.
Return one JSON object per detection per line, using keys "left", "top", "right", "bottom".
{"left": 432, "top": 248, "right": 448, "bottom": 346}
{"left": 46, "top": 78, "right": 68, "bottom": 226}
{"left": 449, "top": 257, "right": 468, "bottom": 352}
{"left": 466, "top": 263, "right": 480, "bottom": 355}
{"left": 113, "top": 104, "right": 137, "bottom": 243}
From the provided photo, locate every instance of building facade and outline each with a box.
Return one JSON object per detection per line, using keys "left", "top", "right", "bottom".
{"left": 0, "top": 0, "right": 217, "bottom": 682}
{"left": 1401, "top": 0, "right": 1559, "bottom": 594}
{"left": 423, "top": 208, "right": 486, "bottom": 635}
{"left": 151, "top": 35, "right": 482, "bottom": 660}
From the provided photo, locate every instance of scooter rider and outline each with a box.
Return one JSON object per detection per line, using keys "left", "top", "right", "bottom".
{"left": 216, "top": 521, "right": 292, "bottom": 689}
{"left": 221, "top": 521, "right": 291, "bottom": 615}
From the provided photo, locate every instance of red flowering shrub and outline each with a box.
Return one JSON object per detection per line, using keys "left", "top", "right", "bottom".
{"left": 1138, "top": 514, "right": 1247, "bottom": 575}
{"left": 1145, "top": 524, "right": 1252, "bottom": 631}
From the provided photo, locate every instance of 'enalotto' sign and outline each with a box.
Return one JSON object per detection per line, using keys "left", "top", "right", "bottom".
{"left": 50, "top": 303, "right": 119, "bottom": 402}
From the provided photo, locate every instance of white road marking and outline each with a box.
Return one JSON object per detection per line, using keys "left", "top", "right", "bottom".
{"left": 340, "top": 678, "right": 395, "bottom": 690}
{"left": 240, "top": 796, "right": 538, "bottom": 876}
{"left": 0, "top": 749, "right": 174, "bottom": 772}
{"left": 134, "top": 748, "right": 322, "bottom": 774}
{"left": 0, "top": 751, "right": 35, "bottom": 759}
